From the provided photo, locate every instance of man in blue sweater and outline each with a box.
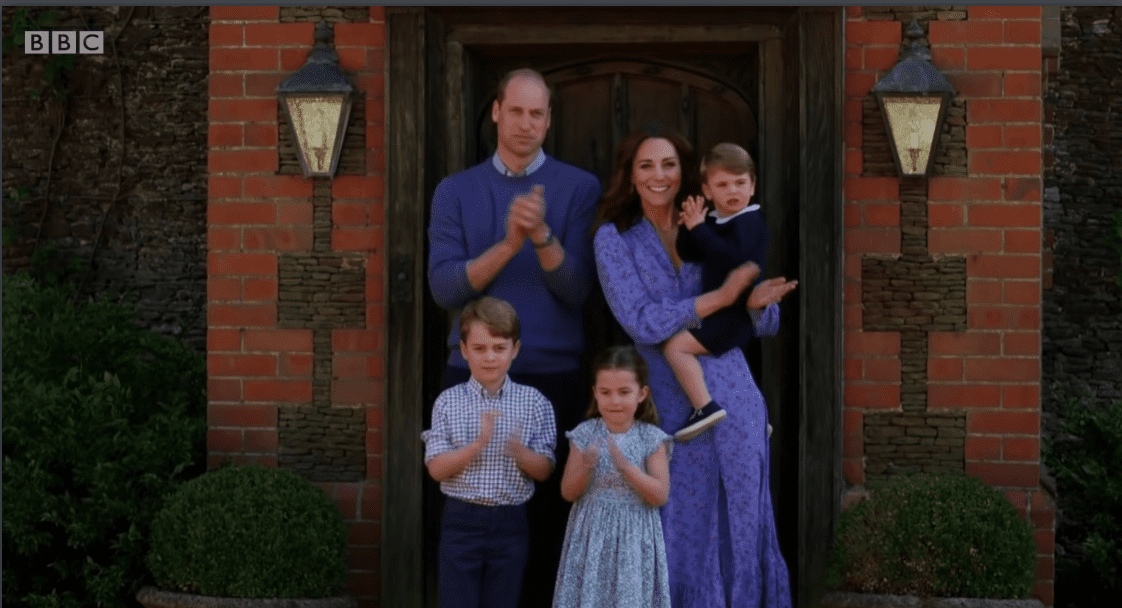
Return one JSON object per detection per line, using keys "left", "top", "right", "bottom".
{"left": 427, "top": 68, "right": 602, "bottom": 607}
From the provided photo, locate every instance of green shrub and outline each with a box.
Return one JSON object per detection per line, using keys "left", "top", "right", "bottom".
{"left": 1044, "top": 390, "right": 1122, "bottom": 607}
{"left": 828, "top": 473, "right": 1035, "bottom": 598}
{"left": 2, "top": 272, "right": 206, "bottom": 608}
{"left": 147, "top": 465, "right": 348, "bottom": 598}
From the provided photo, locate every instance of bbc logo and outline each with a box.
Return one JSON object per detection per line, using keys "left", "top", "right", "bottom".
{"left": 25, "top": 31, "right": 104, "bottom": 55}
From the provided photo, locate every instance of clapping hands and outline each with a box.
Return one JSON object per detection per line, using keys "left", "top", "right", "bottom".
{"left": 505, "top": 185, "right": 547, "bottom": 245}
{"left": 605, "top": 435, "right": 629, "bottom": 470}
{"left": 572, "top": 439, "right": 600, "bottom": 473}
{"left": 572, "top": 435, "right": 628, "bottom": 474}
{"left": 504, "top": 426, "right": 529, "bottom": 460}
{"left": 475, "top": 409, "right": 500, "bottom": 447}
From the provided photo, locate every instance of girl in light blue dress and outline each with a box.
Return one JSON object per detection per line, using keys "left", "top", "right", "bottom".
{"left": 553, "top": 346, "right": 673, "bottom": 608}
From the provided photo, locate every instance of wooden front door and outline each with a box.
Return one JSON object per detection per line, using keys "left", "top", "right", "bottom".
{"left": 474, "top": 59, "right": 758, "bottom": 184}
{"left": 385, "top": 7, "right": 843, "bottom": 608}
{"left": 456, "top": 51, "right": 766, "bottom": 394}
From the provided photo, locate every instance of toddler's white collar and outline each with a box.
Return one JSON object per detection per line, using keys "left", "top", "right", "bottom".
{"left": 709, "top": 204, "right": 760, "bottom": 224}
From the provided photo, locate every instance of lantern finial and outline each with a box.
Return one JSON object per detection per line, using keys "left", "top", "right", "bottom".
{"left": 904, "top": 18, "right": 925, "bottom": 40}
{"left": 314, "top": 20, "right": 331, "bottom": 46}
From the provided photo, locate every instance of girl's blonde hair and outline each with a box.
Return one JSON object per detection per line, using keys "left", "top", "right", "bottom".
{"left": 585, "top": 346, "right": 659, "bottom": 425}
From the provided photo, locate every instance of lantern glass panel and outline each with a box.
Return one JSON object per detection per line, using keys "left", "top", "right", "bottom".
{"left": 882, "top": 96, "right": 943, "bottom": 176}
{"left": 285, "top": 95, "right": 345, "bottom": 175}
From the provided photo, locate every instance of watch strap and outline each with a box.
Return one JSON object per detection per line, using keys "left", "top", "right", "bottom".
{"left": 532, "top": 228, "right": 554, "bottom": 248}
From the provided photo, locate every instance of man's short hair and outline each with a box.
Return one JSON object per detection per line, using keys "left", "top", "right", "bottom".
{"left": 495, "top": 68, "right": 552, "bottom": 107}
{"left": 700, "top": 142, "right": 757, "bottom": 182}
{"left": 459, "top": 296, "right": 521, "bottom": 343}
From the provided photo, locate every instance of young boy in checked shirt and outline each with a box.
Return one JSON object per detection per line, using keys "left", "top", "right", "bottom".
{"left": 422, "top": 296, "right": 557, "bottom": 608}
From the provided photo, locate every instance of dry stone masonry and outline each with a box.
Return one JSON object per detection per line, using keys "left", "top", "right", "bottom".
{"left": 277, "top": 179, "right": 367, "bottom": 481}
{"left": 1, "top": 6, "right": 209, "bottom": 351}
{"left": 862, "top": 178, "right": 967, "bottom": 481}
{"left": 1042, "top": 6, "right": 1122, "bottom": 413}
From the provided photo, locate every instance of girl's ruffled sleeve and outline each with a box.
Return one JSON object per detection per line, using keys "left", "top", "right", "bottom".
{"left": 643, "top": 422, "right": 673, "bottom": 462}
{"left": 594, "top": 223, "right": 701, "bottom": 345}
{"left": 565, "top": 419, "right": 596, "bottom": 451}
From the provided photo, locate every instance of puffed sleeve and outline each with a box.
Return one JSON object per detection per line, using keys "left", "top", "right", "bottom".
{"left": 593, "top": 223, "right": 701, "bottom": 345}
{"left": 564, "top": 419, "right": 597, "bottom": 452}
{"left": 641, "top": 422, "right": 673, "bottom": 462}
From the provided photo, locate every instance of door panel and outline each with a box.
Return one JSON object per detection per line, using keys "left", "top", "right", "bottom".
{"left": 390, "top": 8, "right": 843, "bottom": 608}
{"left": 419, "top": 19, "right": 806, "bottom": 606}
{"left": 465, "top": 54, "right": 764, "bottom": 376}
{"left": 472, "top": 56, "right": 759, "bottom": 187}
{"left": 551, "top": 78, "right": 614, "bottom": 181}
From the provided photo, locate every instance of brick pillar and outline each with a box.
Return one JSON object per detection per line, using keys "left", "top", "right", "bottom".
{"left": 843, "top": 6, "right": 1051, "bottom": 604}
{"left": 207, "top": 6, "right": 386, "bottom": 607}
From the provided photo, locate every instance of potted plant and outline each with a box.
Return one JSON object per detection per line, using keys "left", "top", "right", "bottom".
{"left": 823, "top": 473, "right": 1044, "bottom": 608}
{"left": 137, "top": 464, "right": 355, "bottom": 608}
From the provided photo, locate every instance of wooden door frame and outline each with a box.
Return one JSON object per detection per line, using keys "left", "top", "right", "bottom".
{"left": 384, "top": 7, "right": 843, "bottom": 607}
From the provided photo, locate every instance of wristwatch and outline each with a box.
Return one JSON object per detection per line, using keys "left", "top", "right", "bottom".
{"left": 532, "top": 227, "right": 555, "bottom": 248}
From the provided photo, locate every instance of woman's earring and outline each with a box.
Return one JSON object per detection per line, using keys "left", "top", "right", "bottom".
{"left": 630, "top": 184, "right": 636, "bottom": 194}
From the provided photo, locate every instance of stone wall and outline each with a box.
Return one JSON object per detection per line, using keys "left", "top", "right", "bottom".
{"left": 1042, "top": 6, "right": 1122, "bottom": 416}
{"left": 275, "top": 180, "right": 368, "bottom": 481}
{"left": 2, "top": 6, "right": 209, "bottom": 351}
{"left": 1041, "top": 7, "right": 1122, "bottom": 605}
{"left": 861, "top": 176, "right": 967, "bottom": 482}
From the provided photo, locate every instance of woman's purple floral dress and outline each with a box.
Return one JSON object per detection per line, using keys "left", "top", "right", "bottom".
{"left": 594, "top": 219, "right": 792, "bottom": 608}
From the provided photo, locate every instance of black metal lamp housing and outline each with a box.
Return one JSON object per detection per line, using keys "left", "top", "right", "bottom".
{"left": 872, "top": 21, "right": 956, "bottom": 178}
{"left": 276, "top": 21, "right": 354, "bottom": 178}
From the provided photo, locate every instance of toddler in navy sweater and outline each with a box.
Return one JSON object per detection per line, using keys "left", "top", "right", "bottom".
{"left": 668, "top": 143, "right": 770, "bottom": 441}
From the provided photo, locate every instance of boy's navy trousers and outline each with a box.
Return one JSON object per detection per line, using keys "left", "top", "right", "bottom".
{"left": 438, "top": 497, "right": 530, "bottom": 608}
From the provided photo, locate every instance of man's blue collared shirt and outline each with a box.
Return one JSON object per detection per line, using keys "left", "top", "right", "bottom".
{"left": 492, "top": 149, "right": 547, "bottom": 177}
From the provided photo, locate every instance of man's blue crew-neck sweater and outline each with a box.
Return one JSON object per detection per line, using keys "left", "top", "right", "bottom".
{"left": 428, "top": 155, "right": 602, "bottom": 373}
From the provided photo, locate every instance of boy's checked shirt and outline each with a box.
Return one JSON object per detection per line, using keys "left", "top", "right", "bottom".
{"left": 422, "top": 375, "right": 556, "bottom": 506}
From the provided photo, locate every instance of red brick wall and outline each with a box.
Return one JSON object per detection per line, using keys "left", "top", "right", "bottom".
{"left": 207, "top": 6, "right": 386, "bottom": 606}
{"left": 203, "top": 5, "right": 1054, "bottom": 605}
{"left": 843, "top": 6, "right": 1053, "bottom": 604}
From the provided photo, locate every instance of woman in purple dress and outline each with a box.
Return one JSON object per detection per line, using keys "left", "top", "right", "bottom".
{"left": 592, "top": 129, "right": 797, "bottom": 608}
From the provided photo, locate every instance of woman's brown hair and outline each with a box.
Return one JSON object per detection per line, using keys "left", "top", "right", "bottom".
{"left": 585, "top": 346, "right": 659, "bottom": 425}
{"left": 594, "top": 127, "right": 699, "bottom": 233}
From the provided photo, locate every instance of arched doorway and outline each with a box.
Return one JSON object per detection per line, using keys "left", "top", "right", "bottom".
{"left": 385, "top": 7, "right": 843, "bottom": 607}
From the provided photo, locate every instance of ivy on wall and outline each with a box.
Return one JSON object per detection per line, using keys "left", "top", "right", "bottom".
{"left": 2, "top": 8, "right": 74, "bottom": 100}
{"left": 1108, "top": 210, "right": 1122, "bottom": 289}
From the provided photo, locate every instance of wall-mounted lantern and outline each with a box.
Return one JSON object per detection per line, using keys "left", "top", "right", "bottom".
{"left": 872, "top": 20, "right": 955, "bottom": 178}
{"left": 276, "top": 21, "right": 354, "bottom": 178}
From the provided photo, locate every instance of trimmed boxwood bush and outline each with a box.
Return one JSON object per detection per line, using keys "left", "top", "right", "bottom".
{"left": 147, "top": 465, "right": 348, "bottom": 598}
{"left": 2, "top": 272, "right": 206, "bottom": 608}
{"left": 828, "top": 473, "right": 1035, "bottom": 598}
